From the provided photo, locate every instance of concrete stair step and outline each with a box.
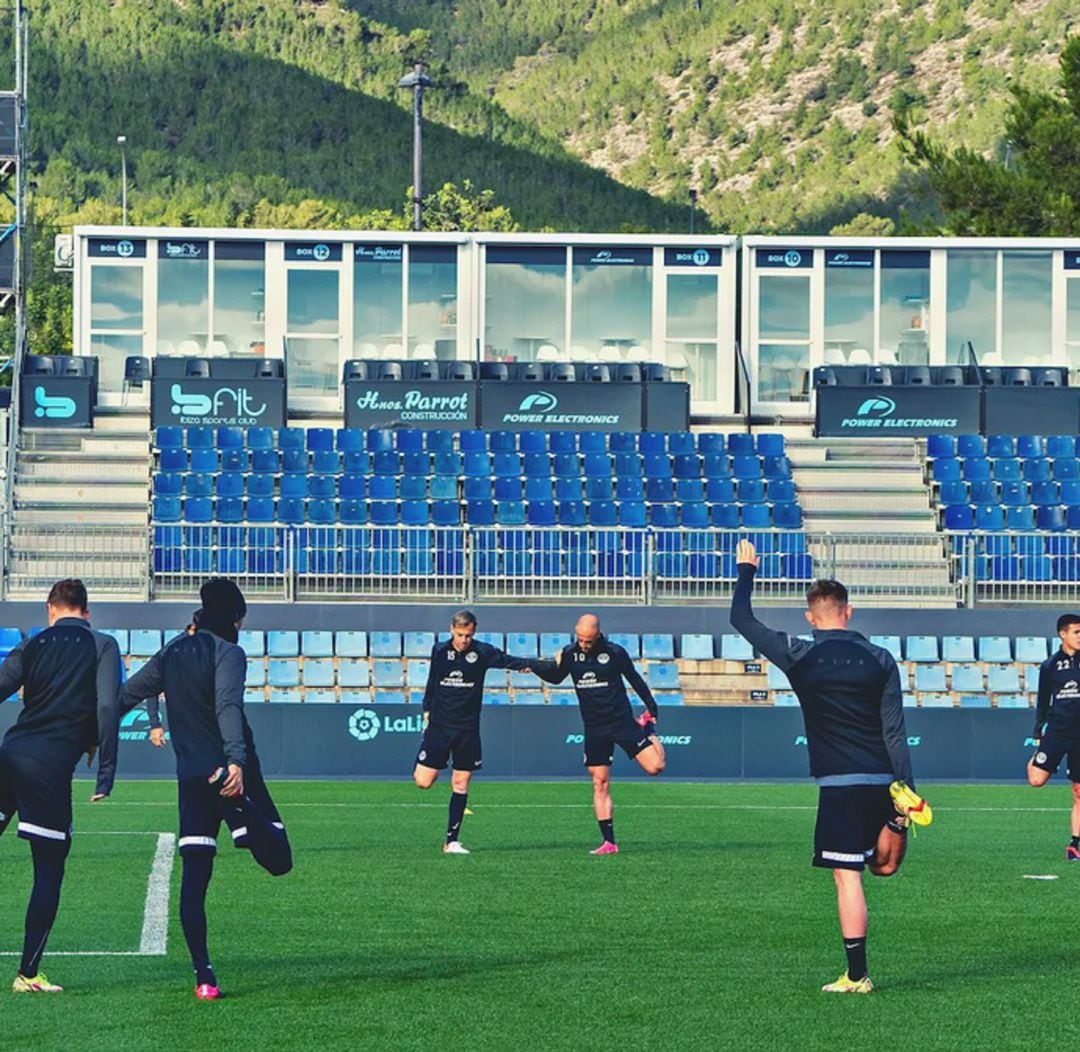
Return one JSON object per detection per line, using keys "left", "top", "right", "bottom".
{"left": 17, "top": 462, "right": 149, "bottom": 482}
{"left": 11, "top": 508, "right": 147, "bottom": 525}
{"left": 15, "top": 480, "right": 149, "bottom": 506}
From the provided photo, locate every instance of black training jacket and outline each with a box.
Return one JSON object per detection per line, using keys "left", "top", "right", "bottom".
{"left": 422, "top": 640, "right": 535, "bottom": 728}
{"left": 119, "top": 629, "right": 247, "bottom": 779}
{"left": 0, "top": 618, "right": 123, "bottom": 796}
{"left": 730, "top": 564, "right": 912, "bottom": 785}
{"left": 1035, "top": 648, "right": 1080, "bottom": 737}
{"left": 533, "top": 636, "right": 658, "bottom": 730}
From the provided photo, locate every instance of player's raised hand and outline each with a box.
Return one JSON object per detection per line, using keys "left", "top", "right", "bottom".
{"left": 736, "top": 538, "right": 759, "bottom": 567}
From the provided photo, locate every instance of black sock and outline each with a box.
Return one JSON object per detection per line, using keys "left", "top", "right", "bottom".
{"left": 843, "top": 936, "right": 868, "bottom": 981}
{"left": 1071, "top": 835, "right": 1080, "bottom": 848}
{"left": 446, "top": 792, "right": 468, "bottom": 843}
{"left": 180, "top": 851, "right": 217, "bottom": 987}
{"left": 599, "top": 818, "right": 615, "bottom": 845}
{"left": 20, "top": 838, "right": 69, "bottom": 977}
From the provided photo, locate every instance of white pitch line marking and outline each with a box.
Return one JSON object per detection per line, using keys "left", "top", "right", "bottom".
{"left": 0, "top": 831, "right": 175, "bottom": 958}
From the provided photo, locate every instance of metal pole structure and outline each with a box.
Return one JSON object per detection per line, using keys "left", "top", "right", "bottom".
{"left": 117, "top": 134, "right": 127, "bottom": 225}
{"left": 689, "top": 188, "right": 697, "bottom": 235}
{"left": 398, "top": 63, "right": 433, "bottom": 232}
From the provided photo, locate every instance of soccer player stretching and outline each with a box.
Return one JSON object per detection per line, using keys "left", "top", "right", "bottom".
{"left": 0, "top": 579, "right": 123, "bottom": 993}
{"left": 730, "top": 540, "right": 927, "bottom": 993}
{"left": 1027, "top": 613, "right": 1080, "bottom": 859}
{"left": 415, "top": 610, "right": 541, "bottom": 854}
{"left": 120, "top": 579, "right": 292, "bottom": 999}
{"left": 534, "top": 614, "right": 664, "bottom": 854}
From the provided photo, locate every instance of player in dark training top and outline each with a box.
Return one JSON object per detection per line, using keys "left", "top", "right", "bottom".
{"left": 730, "top": 540, "right": 930, "bottom": 995}
{"left": 1027, "top": 613, "right": 1080, "bottom": 859}
{"left": 414, "top": 610, "right": 542, "bottom": 854}
{"left": 119, "top": 579, "right": 292, "bottom": 1000}
{"left": 0, "top": 579, "right": 123, "bottom": 994}
{"left": 533, "top": 614, "right": 664, "bottom": 855}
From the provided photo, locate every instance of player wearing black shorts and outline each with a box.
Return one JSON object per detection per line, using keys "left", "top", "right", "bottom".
{"left": 0, "top": 579, "right": 123, "bottom": 994}
{"left": 1027, "top": 613, "right": 1080, "bottom": 860}
{"left": 414, "top": 610, "right": 541, "bottom": 854}
{"left": 533, "top": 614, "right": 664, "bottom": 855}
{"left": 120, "top": 579, "right": 291, "bottom": 1000}
{"left": 730, "top": 540, "right": 917, "bottom": 994}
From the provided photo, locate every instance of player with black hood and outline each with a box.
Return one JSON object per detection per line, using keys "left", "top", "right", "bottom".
{"left": 119, "top": 578, "right": 291, "bottom": 1000}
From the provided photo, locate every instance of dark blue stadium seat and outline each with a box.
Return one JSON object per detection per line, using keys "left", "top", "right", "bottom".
{"left": 337, "top": 475, "right": 365, "bottom": 500}
{"left": 757, "top": 434, "right": 785, "bottom": 457}
{"left": 614, "top": 453, "right": 643, "bottom": 477}
{"left": 217, "top": 426, "right": 243, "bottom": 450}
{"left": 401, "top": 452, "right": 429, "bottom": 476}
{"left": 589, "top": 501, "right": 618, "bottom": 527}
{"left": 956, "top": 434, "right": 985, "bottom": 458}
{"left": 523, "top": 453, "right": 550, "bottom": 478}
{"left": 1048, "top": 435, "right": 1077, "bottom": 458}
{"left": 615, "top": 477, "right": 644, "bottom": 501}
{"left": 278, "top": 427, "right": 305, "bottom": 451}
{"left": 424, "top": 430, "right": 455, "bottom": 453}
{"left": 306, "top": 428, "right": 334, "bottom": 452}
{"left": 339, "top": 499, "right": 368, "bottom": 525}
{"left": 645, "top": 478, "right": 674, "bottom": 502}
{"left": 736, "top": 479, "right": 766, "bottom": 503}
{"left": 651, "top": 504, "right": 679, "bottom": 528}
{"left": 184, "top": 497, "right": 213, "bottom": 523}
{"left": 702, "top": 454, "right": 731, "bottom": 479}
{"left": 1032, "top": 480, "right": 1060, "bottom": 505}
{"left": 395, "top": 429, "right": 425, "bottom": 453}
{"left": 585, "top": 477, "right": 613, "bottom": 501}
{"left": 619, "top": 502, "right": 648, "bottom": 528}
{"left": 158, "top": 448, "right": 186, "bottom": 472}
{"left": 992, "top": 458, "right": 1021, "bottom": 481}
{"left": 727, "top": 433, "right": 755, "bottom": 456}
{"left": 926, "top": 434, "right": 955, "bottom": 458}
{"left": 711, "top": 503, "right": 740, "bottom": 529}
{"left": 608, "top": 432, "right": 636, "bottom": 453}
{"left": 281, "top": 449, "right": 308, "bottom": 474}
{"left": 466, "top": 500, "right": 496, "bottom": 525}
{"left": 186, "top": 427, "right": 214, "bottom": 450}
{"left": 638, "top": 432, "right": 666, "bottom": 454}
{"left": 672, "top": 454, "right": 700, "bottom": 479}
{"left": 312, "top": 450, "right": 340, "bottom": 475}
{"left": 668, "top": 432, "right": 695, "bottom": 456}
{"left": 974, "top": 504, "right": 1005, "bottom": 531}
{"left": 493, "top": 452, "right": 522, "bottom": 478}
{"left": 768, "top": 479, "right": 796, "bottom": 503}
{"left": 156, "top": 426, "right": 183, "bottom": 450}
{"left": 216, "top": 473, "right": 244, "bottom": 499}
{"left": 554, "top": 477, "right": 583, "bottom": 501}
{"left": 706, "top": 478, "right": 736, "bottom": 503}
{"left": 432, "top": 501, "right": 461, "bottom": 526}
{"left": 578, "top": 432, "right": 607, "bottom": 454}
{"left": 1005, "top": 505, "right": 1036, "bottom": 530}
{"left": 558, "top": 501, "right": 586, "bottom": 527}
{"left": 462, "top": 477, "right": 492, "bottom": 501}
{"left": 246, "top": 497, "right": 275, "bottom": 522}
{"left": 185, "top": 474, "right": 213, "bottom": 498}
{"left": 336, "top": 429, "right": 365, "bottom": 453}
{"left": 697, "top": 433, "right": 726, "bottom": 455}
{"left": 1017, "top": 435, "right": 1046, "bottom": 458}
{"left": 219, "top": 449, "right": 249, "bottom": 473}
{"left": 999, "top": 481, "right": 1030, "bottom": 506}
{"left": 969, "top": 479, "right": 998, "bottom": 503}
{"left": 553, "top": 453, "right": 579, "bottom": 478}
{"left": 772, "top": 503, "right": 803, "bottom": 529}
{"left": 962, "top": 458, "right": 991, "bottom": 482}
{"left": 985, "top": 434, "right": 1015, "bottom": 458}
{"left": 309, "top": 499, "right": 337, "bottom": 525}
{"left": 1064, "top": 482, "right": 1080, "bottom": 506}
{"left": 943, "top": 504, "right": 975, "bottom": 530}
{"left": 937, "top": 480, "right": 968, "bottom": 505}
{"left": 434, "top": 452, "right": 463, "bottom": 476}
{"left": 1054, "top": 459, "right": 1080, "bottom": 481}
{"left": 643, "top": 454, "right": 671, "bottom": 479}
{"left": 277, "top": 497, "right": 306, "bottom": 525}
{"left": 762, "top": 456, "right": 791, "bottom": 480}
{"left": 494, "top": 478, "right": 524, "bottom": 502}
{"left": 583, "top": 454, "right": 611, "bottom": 478}
{"left": 675, "top": 479, "right": 705, "bottom": 503}
{"left": 369, "top": 501, "right": 398, "bottom": 525}
{"left": 1036, "top": 505, "right": 1067, "bottom": 530}
{"left": 153, "top": 495, "right": 181, "bottom": 522}
{"left": 190, "top": 448, "right": 219, "bottom": 473}
{"left": 1023, "top": 458, "right": 1052, "bottom": 483}
{"left": 932, "top": 458, "right": 961, "bottom": 482}
{"left": 280, "top": 475, "right": 308, "bottom": 499}
{"left": 525, "top": 477, "right": 553, "bottom": 502}
{"left": 401, "top": 500, "right": 429, "bottom": 526}
{"left": 154, "top": 473, "right": 182, "bottom": 497}
{"left": 741, "top": 504, "right": 771, "bottom": 528}
{"left": 517, "top": 432, "right": 546, "bottom": 454}
{"left": 680, "top": 503, "right": 709, "bottom": 528}
{"left": 250, "top": 449, "right": 279, "bottom": 474}
{"left": 732, "top": 455, "right": 761, "bottom": 480}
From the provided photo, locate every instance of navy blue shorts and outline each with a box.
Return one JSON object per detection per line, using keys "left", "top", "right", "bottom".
{"left": 0, "top": 747, "right": 73, "bottom": 844}
{"left": 1031, "top": 720, "right": 1080, "bottom": 782}
{"left": 178, "top": 761, "right": 284, "bottom": 853}
{"left": 813, "top": 785, "right": 896, "bottom": 871}
{"left": 583, "top": 719, "right": 652, "bottom": 768}
{"left": 416, "top": 723, "right": 482, "bottom": 772}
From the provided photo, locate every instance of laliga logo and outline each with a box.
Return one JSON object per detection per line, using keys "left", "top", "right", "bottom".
{"left": 348, "top": 708, "right": 380, "bottom": 742}
{"left": 518, "top": 391, "right": 558, "bottom": 413}
{"left": 170, "top": 383, "right": 268, "bottom": 419}
{"left": 117, "top": 239, "right": 135, "bottom": 258}
{"left": 692, "top": 248, "right": 710, "bottom": 266}
{"left": 783, "top": 250, "right": 802, "bottom": 267}
{"left": 856, "top": 396, "right": 896, "bottom": 418}
{"left": 33, "top": 386, "right": 77, "bottom": 419}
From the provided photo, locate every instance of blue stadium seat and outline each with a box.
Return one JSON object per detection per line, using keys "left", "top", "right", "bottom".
{"left": 995, "top": 694, "right": 1031, "bottom": 709}
{"left": 186, "top": 427, "right": 214, "bottom": 450}
{"left": 1015, "top": 636, "right": 1048, "bottom": 663}
{"left": 732, "top": 455, "right": 762, "bottom": 480}
{"left": 772, "top": 503, "right": 803, "bottom": 529}
{"left": 680, "top": 503, "right": 710, "bottom": 528}
{"left": 943, "top": 505, "right": 974, "bottom": 530}
{"left": 919, "top": 694, "right": 953, "bottom": 708}
{"left": 268, "top": 659, "right": 300, "bottom": 688}
{"left": 958, "top": 694, "right": 991, "bottom": 709}
{"left": 424, "top": 430, "right": 455, "bottom": 453}
{"left": 585, "top": 477, "right": 614, "bottom": 501}
{"left": 1017, "top": 435, "right": 1046, "bottom": 459}
{"left": 370, "top": 631, "right": 402, "bottom": 657}
{"left": 638, "top": 432, "right": 666, "bottom": 454}
{"left": 978, "top": 636, "right": 1012, "bottom": 662}
{"left": 335, "top": 631, "right": 368, "bottom": 658}
{"left": 957, "top": 434, "right": 986, "bottom": 458}
{"left": 741, "top": 504, "right": 771, "bottom": 528}
{"left": 403, "top": 631, "right": 434, "bottom": 657}
{"left": 1037, "top": 505, "right": 1067, "bottom": 530}
{"left": 155, "top": 426, "right": 184, "bottom": 450}
{"left": 245, "top": 659, "right": 266, "bottom": 688}
{"left": 710, "top": 504, "right": 740, "bottom": 529}
{"left": 334, "top": 660, "right": 367, "bottom": 688}
{"left": 1054, "top": 458, "right": 1080, "bottom": 482}
{"left": 869, "top": 636, "right": 902, "bottom": 660}
{"left": 985, "top": 434, "right": 1015, "bottom": 457}
{"left": 913, "top": 665, "right": 947, "bottom": 692}
{"left": 158, "top": 448, "right": 187, "bottom": 472}
{"left": 974, "top": 504, "right": 1005, "bottom": 531}
{"left": 992, "top": 458, "right": 1022, "bottom": 482}
{"left": 696, "top": 433, "right": 726, "bottom": 455}
{"left": 720, "top": 635, "right": 754, "bottom": 660}
{"left": 932, "top": 458, "right": 962, "bottom": 482}
{"left": 366, "top": 429, "right": 395, "bottom": 453}
{"left": 987, "top": 665, "right": 1020, "bottom": 693}
{"left": 905, "top": 636, "right": 938, "bottom": 662}
{"left": 727, "top": 433, "right": 755, "bottom": 456}
{"left": 962, "top": 458, "right": 991, "bottom": 482}
{"left": 280, "top": 475, "right": 309, "bottom": 499}
{"left": 648, "top": 663, "right": 681, "bottom": 690}
{"left": 302, "top": 659, "right": 335, "bottom": 687}
{"left": 1048, "top": 435, "right": 1077, "bottom": 458}
{"left": 642, "top": 634, "right": 674, "bottom": 660}
{"left": 154, "top": 473, "right": 183, "bottom": 497}
{"left": 300, "top": 631, "right": 334, "bottom": 657}
{"left": 757, "top": 434, "right": 785, "bottom": 457}
{"left": 680, "top": 634, "right": 713, "bottom": 660}
{"left": 1005, "top": 506, "right": 1036, "bottom": 531}
{"left": 99, "top": 629, "right": 129, "bottom": 653}
{"left": 951, "top": 665, "right": 984, "bottom": 692}
{"left": 372, "top": 660, "right": 404, "bottom": 687}
{"left": 941, "top": 636, "right": 975, "bottom": 662}
{"left": 702, "top": 454, "right": 731, "bottom": 479}
{"left": 406, "top": 660, "right": 431, "bottom": 687}
{"left": 460, "top": 431, "right": 487, "bottom": 453}
{"left": 266, "top": 631, "right": 298, "bottom": 658}
{"left": 506, "top": 632, "right": 539, "bottom": 658}
{"left": 394, "top": 430, "right": 425, "bottom": 453}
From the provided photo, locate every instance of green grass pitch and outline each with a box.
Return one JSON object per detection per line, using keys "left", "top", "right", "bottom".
{"left": 0, "top": 779, "right": 1076, "bottom": 1051}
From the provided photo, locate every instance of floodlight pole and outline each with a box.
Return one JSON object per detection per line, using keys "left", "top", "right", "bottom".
{"left": 398, "top": 63, "right": 433, "bottom": 232}
{"left": 689, "top": 188, "right": 698, "bottom": 235}
{"left": 117, "top": 135, "right": 127, "bottom": 225}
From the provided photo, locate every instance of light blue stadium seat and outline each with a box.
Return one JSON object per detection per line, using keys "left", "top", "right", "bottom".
{"left": 372, "top": 660, "right": 404, "bottom": 687}
{"left": 163, "top": 628, "right": 184, "bottom": 647}
{"left": 1022, "top": 665, "right": 1041, "bottom": 694}
{"left": 485, "top": 691, "right": 511, "bottom": 706}
{"left": 129, "top": 629, "right": 163, "bottom": 656}
{"left": 913, "top": 665, "right": 947, "bottom": 692}
{"left": 339, "top": 689, "right": 371, "bottom": 705}
{"left": 987, "top": 665, "right": 1020, "bottom": 693}
{"left": 869, "top": 635, "right": 903, "bottom": 661}
{"left": 100, "top": 629, "right": 130, "bottom": 653}
{"left": 655, "top": 692, "right": 685, "bottom": 705}
{"left": 338, "top": 660, "right": 370, "bottom": 688}
{"left": 941, "top": 636, "right": 975, "bottom": 663}
{"left": 0, "top": 627, "right": 22, "bottom": 660}
{"left": 509, "top": 670, "right": 536, "bottom": 688}
{"left": 335, "top": 631, "right": 367, "bottom": 658}
{"left": 902, "top": 693, "right": 918, "bottom": 708}
{"left": 245, "top": 659, "right": 266, "bottom": 687}
{"left": 919, "top": 693, "right": 953, "bottom": 708}
{"left": 302, "top": 659, "right": 335, "bottom": 687}
{"left": 1015, "top": 639, "right": 1049, "bottom": 661}
{"left": 304, "top": 690, "right": 338, "bottom": 704}
{"left": 767, "top": 664, "right": 791, "bottom": 689}
{"left": 978, "top": 636, "right": 1012, "bottom": 662}
{"left": 608, "top": 633, "right": 640, "bottom": 657}
{"left": 773, "top": 692, "right": 799, "bottom": 707}
{"left": 950, "top": 665, "right": 984, "bottom": 692}
{"left": 301, "top": 631, "right": 334, "bottom": 657}
{"left": 548, "top": 690, "right": 576, "bottom": 705}
{"left": 680, "top": 634, "right": 714, "bottom": 660}
{"left": 267, "top": 631, "right": 299, "bottom": 658}
{"left": 905, "top": 636, "right": 939, "bottom": 662}
{"left": 404, "top": 631, "right": 435, "bottom": 657}
{"left": 267, "top": 659, "right": 300, "bottom": 688}
{"left": 648, "top": 663, "right": 681, "bottom": 689}
{"left": 514, "top": 691, "right": 547, "bottom": 705}
{"left": 506, "top": 632, "right": 539, "bottom": 658}
{"left": 720, "top": 635, "right": 754, "bottom": 660}
{"left": 537, "top": 632, "right": 568, "bottom": 656}
{"left": 642, "top": 634, "right": 674, "bottom": 660}
{"left": 958, "top": 694, "right": 991, "bottom": 708}
{"left": 244, "top": 689, "right": 265, "bottom": 706}
{"left": 369, "top": 631, "right": 402, "bottom": 657}
{"left": 996, "top": 694, "right": 1031, "bottom": 709}
{"left": 474, "top": 632, "right": 504, "bottom": 649}
{"left": 406, "top": 660, "right": 430, "bottom": 687}
{"left": 373, "top": 689, "right": 407, "bottom": 705}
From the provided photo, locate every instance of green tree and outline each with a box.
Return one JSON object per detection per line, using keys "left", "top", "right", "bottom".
{"left": 895, "top": 37, "right": 1080, "bottom": 235}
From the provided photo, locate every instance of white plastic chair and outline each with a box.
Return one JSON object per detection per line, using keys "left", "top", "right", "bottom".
{"left": 848, "top": 347, "right": 872, "bottom": 365}
{"left": 411, "top": 343, "right": 435, "bottom": 360}
{"left": 383, "top": 342, "right": 404, "bottom": 358}
{"left": 823, "top": 347, "right": 846, "bottom": 366}
{"left": 535, "top": 344, "right": 560, "bottom": 363}
{"left": 156, "top": 339, "right": 176, "bottom": 356}
{"left": 877, "top": 348, "right": 898, "bottom": 365}
{"left": 208, "top": 339, "right": 229, "bottom": 357}
{"left": 626, "top": 344, "right": 650, "bottom": 362}
{"left": 356, "top": 342, "right": 379, "bottom": 360}
{"left": 598, "top": 345, "right": 623, "bottom": 363}
{"left": 177, "top": 339, "right": 201, "bottom": 356}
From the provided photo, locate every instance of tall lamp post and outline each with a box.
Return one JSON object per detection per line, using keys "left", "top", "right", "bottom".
{"left": 117, "top": 134, "right": 128, "bottom": 225}
{"left": 397, "top": 63, "right": 433, "bottom": 232}
{"left": 689, "top": 188, "right": 698, "bottom": 235}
